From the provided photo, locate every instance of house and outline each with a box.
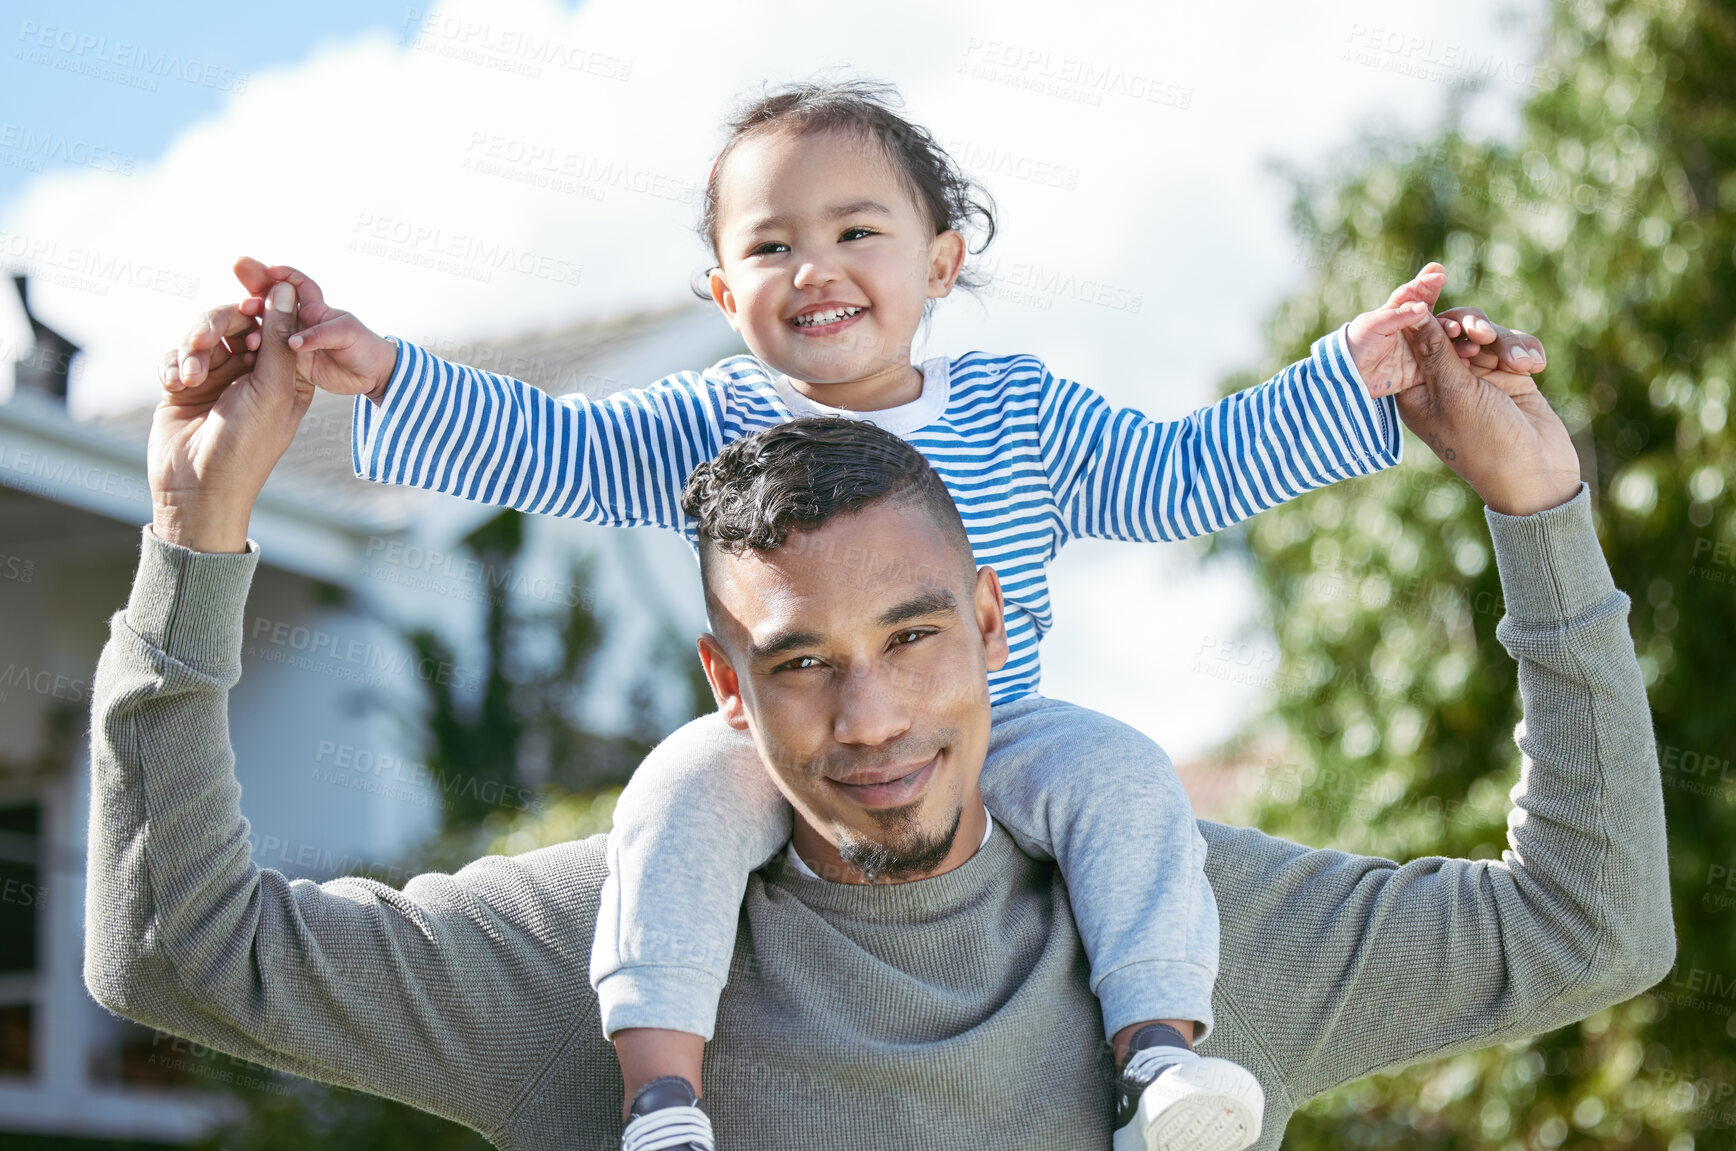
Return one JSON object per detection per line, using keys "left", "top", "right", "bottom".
{"left": 0, "top": 284, "right": 741, "bottom": 1143}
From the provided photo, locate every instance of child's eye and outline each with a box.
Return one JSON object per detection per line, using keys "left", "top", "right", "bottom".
{"left": 840, "top": 227, "right": 877, "bottom": 242}
{"left": 749, "top": 241, "right": 789, "bottom": 257}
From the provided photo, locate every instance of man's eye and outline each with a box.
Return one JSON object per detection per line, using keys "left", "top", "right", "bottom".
{"left": 749, "top": 241, "right": 788, "bottom": 256}
{"left": 890, "top": 629, "right": 931, "bottom": 647}
{"left": 776, "top": 655, "right": 824, "bottom": 672}
{"left": 840, "top": 227, "right": 876, "bottom": 242}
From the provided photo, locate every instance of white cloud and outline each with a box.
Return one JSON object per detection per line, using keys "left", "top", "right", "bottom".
{"left": 0, "top": 0, "right": 1545, "bottom": 758}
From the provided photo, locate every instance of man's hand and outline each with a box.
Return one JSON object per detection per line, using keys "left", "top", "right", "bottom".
{"left": 165, "top": 257, "right": 397, "bottom": 404}
{"left": 1397, "top": 309, "right": 1581, "bottom": 517}
{"left": 150, "top": 281, "right": 311, "bottom": 553}
{"left": 1348, "top": 263, "right": 1548, "bottom": 396}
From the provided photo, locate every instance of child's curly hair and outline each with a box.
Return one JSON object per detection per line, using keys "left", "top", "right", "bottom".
{"left": 698, "top": 76, "right": 998, "bottom": 293}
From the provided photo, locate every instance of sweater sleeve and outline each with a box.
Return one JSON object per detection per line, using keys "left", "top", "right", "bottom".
{"left": 1200, "top": 484, "right": 1674, "bottom": 1105}
{"left": 1041, "top": 325, "right": 1401, "bottom": 542}
{"left": 351, "top": 339, "right": 729, "bottom": 530}
{"left": 82, "top": 529, "right": 615, "bottom": 1143}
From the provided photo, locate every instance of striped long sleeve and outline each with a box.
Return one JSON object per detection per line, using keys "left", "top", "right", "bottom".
{"left": 350, "top": 327, "right": 1400, "bottom": 699}
{"left": 1041, "top": 325, "right": 1402, "bottom": 544}
{"left": 352, "top": 339, "right": 739, "bottom": 532}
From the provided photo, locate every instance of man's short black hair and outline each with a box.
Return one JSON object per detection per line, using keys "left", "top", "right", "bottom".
{"left": 681, "top": 417, "right": 974, "bottom": 581}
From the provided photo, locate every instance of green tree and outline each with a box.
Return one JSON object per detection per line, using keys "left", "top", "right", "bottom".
{"left": 1214, "top": 0, "right": 1734, "bottom": 1146}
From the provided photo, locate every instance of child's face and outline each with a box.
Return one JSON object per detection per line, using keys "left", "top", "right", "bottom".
{"left": 709, "top": 129, "right": 964, "bottom": 403}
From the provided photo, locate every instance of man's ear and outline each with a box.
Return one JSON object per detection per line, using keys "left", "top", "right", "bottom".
{"left": 708, "top": 268, "right": 741, "bottom": 332}
{"left": 926, "top": 230, "right": 967, "bottom": 301}
{"left": 973, "top": 566, "right": 1010, "bottom": 673}
{"left": 697, "top": 632, "right": 751, "bottom": 730}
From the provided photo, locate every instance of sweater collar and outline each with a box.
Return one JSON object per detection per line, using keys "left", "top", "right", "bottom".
{"left": 763, "top": 819, "right": 1028, "bottom": 920}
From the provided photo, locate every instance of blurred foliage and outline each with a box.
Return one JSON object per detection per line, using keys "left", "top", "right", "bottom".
{"left": 410, "top": 509, "right": 696, "bottom": 828}
{"left": 1209, "top": 0, "right": 1735, "bottom": 1147}
{"left": 197, "top": 510, "right": 704, "bottom": 1150}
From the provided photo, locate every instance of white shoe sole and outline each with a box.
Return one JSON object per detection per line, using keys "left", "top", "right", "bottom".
{"left": 1111, "top": 1057, "right": 1264, "bottom": 1151}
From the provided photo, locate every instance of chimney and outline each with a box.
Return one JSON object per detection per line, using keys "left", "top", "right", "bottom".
{"left": 12, "top": 275, "right": 80, "bottom": 405}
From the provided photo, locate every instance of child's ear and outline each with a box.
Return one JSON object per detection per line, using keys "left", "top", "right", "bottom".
{"left": 708, "top": 268, "right": 742, "bottom": 331}
{"left": 926, "top": 230, "right": 966, "bottom": 300}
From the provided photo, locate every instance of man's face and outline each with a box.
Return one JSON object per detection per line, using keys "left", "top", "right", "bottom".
{"left": 698, "top": 499, "right": 1009, "bottom": 884}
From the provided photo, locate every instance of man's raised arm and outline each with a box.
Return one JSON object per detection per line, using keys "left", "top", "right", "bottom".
{"left": 84, "top": 283, "right": 617, "bottom": 1142}
{"left": 1200, "top": 313, "right": 1674, "bottom": 1111}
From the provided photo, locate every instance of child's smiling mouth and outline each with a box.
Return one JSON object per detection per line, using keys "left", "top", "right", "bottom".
{"left": 789, "top": 303, "right": 867, "bottom": 333}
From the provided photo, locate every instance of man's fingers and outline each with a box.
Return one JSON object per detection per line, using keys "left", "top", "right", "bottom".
{"left": 1495, "top": 331, "right": 1546, "bottom": 373}
{"left": 1399, "top": 309, "right": 1469, "bottom": 390}
{"left": 256, "top": 281, "right": 301, "bottom": 391}
{"left": 175, "top": 305, "right": 258, "bottom": 387}
{"left": 1437, "top": 306, "right": 1497, "bottom": 344}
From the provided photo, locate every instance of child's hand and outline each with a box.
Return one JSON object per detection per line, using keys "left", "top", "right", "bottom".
{"left": 1347, "top": 263, "right": 1546, "bottom": 397}
{"left": 164, "top": 258, "right": 398, "bottom": 403}
{"left": 1346, "top": 265, "right": 1447, "bottom": 397}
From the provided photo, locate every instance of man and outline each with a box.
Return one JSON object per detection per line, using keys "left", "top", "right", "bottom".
{"left": 85, "top": 279, "right": 1673, "bottom": 1149}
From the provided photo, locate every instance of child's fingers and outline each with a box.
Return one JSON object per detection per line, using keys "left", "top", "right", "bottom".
{"left": 232, "top": 258, "right": 335, "bottom": 323}
{"left": 1384, "top": 262, "right": 1448, "bottom": 310}
{"left": 1358, "top": 299, "right": 1432, "bottom": 337}
{"left": 261, "top": 263, "right": 331, "bottom": 319}
{"left": 286, "top": 315, "right": 355, "bottom": 353}
{"left": 232, "top": 256, "right": 277, "bottom": 297}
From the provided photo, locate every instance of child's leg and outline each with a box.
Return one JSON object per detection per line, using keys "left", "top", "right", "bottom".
{"left": 980, "top": 696, "right": 1218, "bottom": 1047}
{"left": 590, "top": 711, "right": 791, "bottom": 1113}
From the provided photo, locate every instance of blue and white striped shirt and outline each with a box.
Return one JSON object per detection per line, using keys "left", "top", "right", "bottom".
{"left": 353, "top": 325, "right": 1400, "bottom": 703}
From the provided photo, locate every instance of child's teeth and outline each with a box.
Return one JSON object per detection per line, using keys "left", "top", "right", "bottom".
{"left": 798, "top": 306, "right": 859, "bottom": 326}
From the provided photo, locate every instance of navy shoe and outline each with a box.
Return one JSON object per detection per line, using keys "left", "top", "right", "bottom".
{"left": 621, "top": 1076, "right": 715, "bottom": 1151}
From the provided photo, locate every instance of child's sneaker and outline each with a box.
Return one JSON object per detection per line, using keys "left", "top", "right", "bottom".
{"left": 621, "top": 1076, "right": 715, "bottom": 1151}
{"left": 1113, "top": 1026, "right": 1263, "bottom": 1151}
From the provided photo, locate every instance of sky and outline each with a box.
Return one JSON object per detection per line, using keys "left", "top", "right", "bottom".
{"left": 0, "top": 0, "right": 1548, "bottom": 762}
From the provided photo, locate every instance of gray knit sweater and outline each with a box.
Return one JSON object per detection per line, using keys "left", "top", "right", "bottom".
{"left": 84, "top": 489, "right": 1674, "bottom": 1150}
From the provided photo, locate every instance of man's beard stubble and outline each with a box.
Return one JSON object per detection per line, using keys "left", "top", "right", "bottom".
{"left": 835, "top": 801, "right": 964, "bottom": 883}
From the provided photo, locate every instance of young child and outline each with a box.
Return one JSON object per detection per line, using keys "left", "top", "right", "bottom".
{"left": 176, "top": 80, "right": 1546, "bottom": 1151}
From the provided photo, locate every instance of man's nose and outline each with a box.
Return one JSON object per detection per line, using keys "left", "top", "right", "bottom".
{"left": 831, "top": 661, "right": 912, "bottom": 748}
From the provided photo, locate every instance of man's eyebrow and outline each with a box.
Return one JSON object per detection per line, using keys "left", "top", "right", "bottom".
{"left": 875, "top": 590, "right": 958, "bottom": 630}
{"left": 748, "top": 629, "right": 825, "bottom": 664}
{"left": 741, "top": 199, "right": 895, "bottom": 236}
{"left": 746, "top": 590, "right": 957, "bottom": 663}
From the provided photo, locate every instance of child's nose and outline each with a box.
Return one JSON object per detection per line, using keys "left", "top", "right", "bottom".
{"left": 792, "top": 255, "right": 842, "bottom": 290}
